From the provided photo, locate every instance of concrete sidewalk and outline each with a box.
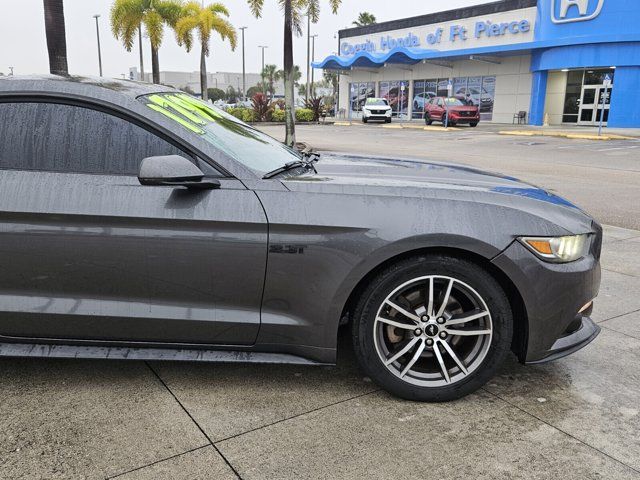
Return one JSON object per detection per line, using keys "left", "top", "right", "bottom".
{"left": 1, "top": 224, "right": 639, "bottom": 479}
{"left": 328, "top": 118, "right": 640, "bottom": 139}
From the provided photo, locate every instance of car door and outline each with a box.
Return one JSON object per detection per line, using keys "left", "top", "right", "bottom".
{"left": 0, "top": 100, "right": 267, "bottom": 346}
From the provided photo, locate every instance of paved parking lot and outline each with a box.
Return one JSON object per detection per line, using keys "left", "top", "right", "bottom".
{"left": 2, "top": 125, "right": 640, "bottom": 479}
{"left": 260, "top": 123, "right": 640, "bottom": 229}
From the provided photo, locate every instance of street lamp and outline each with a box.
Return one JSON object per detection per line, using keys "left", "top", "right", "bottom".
{"left": 258, "top": 45, "right": 268, "bottom": 92}
{"left": 305, "top": 14, "right": 311, "bottom": 102}
{"left": 239, "top": 27, "right": 247, "bottom": 101}
{"left": 310, "top": 34, "right": 318, "bottom": 97}
{"left": 93, "top": 14, "right": 103, "bottom": 77}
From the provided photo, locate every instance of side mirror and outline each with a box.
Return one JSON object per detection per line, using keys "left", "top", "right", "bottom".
{"left": 138, "top": 155, "right": 221, "bottom": 190}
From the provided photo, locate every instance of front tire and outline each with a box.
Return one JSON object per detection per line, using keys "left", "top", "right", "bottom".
{"left": 362, "top": 117, "right": 368, "bottom": 123}
{"left": 385, "top": 118, "right": 391, "bottom": 123}
{"left": 352, "top": 255, "right": 512, "bottom": 402}
{"left": 470, "top": 122, "right": 478, "bottom": 127}
{"left": 424, "top": 114, "right": 433, "bottom": 125}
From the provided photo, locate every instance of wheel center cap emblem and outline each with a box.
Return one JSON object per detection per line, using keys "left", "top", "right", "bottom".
{"left": 425, "top": 324, "right": 439, "bottom": 337}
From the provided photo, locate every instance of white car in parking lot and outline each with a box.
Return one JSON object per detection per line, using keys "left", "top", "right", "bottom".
{"left": 362, "top": 98, "right": 392, "bottom": 123}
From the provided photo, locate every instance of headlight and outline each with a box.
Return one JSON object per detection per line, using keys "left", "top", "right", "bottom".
{"left": 519, "top": 234, "right": 590, "bottom": 263}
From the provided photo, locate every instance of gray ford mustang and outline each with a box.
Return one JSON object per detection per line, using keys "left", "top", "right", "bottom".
{"left": 0, "top": 76, "right": 601, "bottom": 401}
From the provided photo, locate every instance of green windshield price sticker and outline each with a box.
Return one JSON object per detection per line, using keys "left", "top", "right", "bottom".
{"left": 146, "top": 103, "right": 205, "bottom": 134}
{"left": 147, "top": 95, "right": 207, "bottom": 126}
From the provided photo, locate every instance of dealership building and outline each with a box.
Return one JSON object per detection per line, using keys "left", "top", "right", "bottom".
{"left": 313, "top": 0, "right": 640, "bottom": 127}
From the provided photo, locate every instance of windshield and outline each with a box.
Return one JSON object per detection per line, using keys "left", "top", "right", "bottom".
{"left": 444, "top": 98, "right": 465, "bottom": 106}
{"left": 366, "top": 98, "right": 389, "bottom": 106}
{"left": 139, "top": 93, "right": 300, "bottom": 174}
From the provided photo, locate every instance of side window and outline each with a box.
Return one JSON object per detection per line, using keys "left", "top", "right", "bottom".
{"left": 437, "top": 98, "right": 444, "bottom": 107}
{"left": 0, "top": 101, "right": 191, "bottom": 175}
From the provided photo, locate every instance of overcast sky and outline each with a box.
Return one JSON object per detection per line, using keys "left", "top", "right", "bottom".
{"left": 0, "top": 0, "right": 492, "bottom": 79}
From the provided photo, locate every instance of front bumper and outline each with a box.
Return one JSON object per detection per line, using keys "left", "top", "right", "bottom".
{"left": 450, "top": 113, "right": 480, "bottom": 123}
{"left": 525, "top": 315, "right": 600, "bottom": 364}
{"left": 491, "top": 225, "right": 602, "bottom": 363}
{"left": 363, "top": 109, "right": 392, "bottom": 120}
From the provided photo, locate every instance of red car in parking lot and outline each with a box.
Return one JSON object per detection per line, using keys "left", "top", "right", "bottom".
{"left": 424, "top": 97, "right": 480, "bottom": 127}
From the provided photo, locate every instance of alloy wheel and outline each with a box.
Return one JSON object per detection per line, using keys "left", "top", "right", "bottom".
{"left": 373, "top": 275, "right": 493, "bottom": 387}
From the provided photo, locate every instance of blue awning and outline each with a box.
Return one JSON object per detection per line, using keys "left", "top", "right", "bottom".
{"left": 311, "top": 35, "right": 640, "bottom": 70}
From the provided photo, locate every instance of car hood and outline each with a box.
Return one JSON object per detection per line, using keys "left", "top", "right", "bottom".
{"left": 282, "top": 153, "right": 595, "bottom": 234}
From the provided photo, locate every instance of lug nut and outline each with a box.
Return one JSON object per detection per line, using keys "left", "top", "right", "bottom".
{"left": 421, "top": 315, "right": 429, "bottom": 322}
{"left": 437, "top": 317, "right": 445, "bottom": 324}
{"left": 426, "top": 338, "right": 434, "bottom": 346}
{"left": 414, "top": 328, "right": 423, "bottom": 336}
{"left": 439, "top": 331, "right": 447, "bottom": 339}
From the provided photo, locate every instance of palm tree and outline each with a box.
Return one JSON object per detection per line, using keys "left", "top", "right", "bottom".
{"left": 247, "top": 0, "right": 341, "bottom": 146}
{"left": 278, "top": 64, "right": 301, "bottom": 88}
{"left": 352, "top": 11, "right": 376, "bottom": 27}
{"left": 175, "top": 2, "right": 236, "bottom": 101}
{"left": 261, "top": 64, "right": 279, "bottom": 99}
{"left": 111, "top": 0, "right": 183, "bottom": 84}
{"left": 43, "top": 0, "right": 68, "bottom": 75}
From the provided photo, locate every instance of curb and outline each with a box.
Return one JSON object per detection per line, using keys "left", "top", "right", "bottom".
{"left": 333, "top": 122, "right": 459, "bottom": 132}
{"left": 499, "top": 130, "right": 636, "bottom": 141}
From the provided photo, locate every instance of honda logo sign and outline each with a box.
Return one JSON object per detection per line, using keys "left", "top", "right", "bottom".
{"left": 551, "top": 0, "right": 605, "bottom": 24}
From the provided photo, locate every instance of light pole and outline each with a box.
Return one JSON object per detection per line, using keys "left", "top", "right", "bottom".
{"left": 239, "top": 27, "right": 247, "bottom": 100}
{"left": 8, "top": 67, "right": 14, "bottom": 76}
{"left": 258, "top": 45, "right": 268, "bottom": 92}
{"left": 93, "top": 14, "right": 103, "bottom": 77}
{"left": 310, "top": 34, "right": 318, "bottom": 97}
{"left": 305, "top": 14, "right": 311, "bottom": 102}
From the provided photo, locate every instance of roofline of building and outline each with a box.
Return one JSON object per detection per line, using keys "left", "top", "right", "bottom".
{"left": 339, "top": 0, "right": 537, "bottom": 39}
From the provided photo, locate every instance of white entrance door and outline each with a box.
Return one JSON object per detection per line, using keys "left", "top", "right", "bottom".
{"left": 578, "top": 86, "right": 611, "bottom": 126}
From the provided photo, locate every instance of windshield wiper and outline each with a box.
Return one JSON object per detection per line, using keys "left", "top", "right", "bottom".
{"left": 302, "top": 151, "right": 321, "bottom": 163}
{"left": 263, "top": 160, "right": 315, "bottom": 179}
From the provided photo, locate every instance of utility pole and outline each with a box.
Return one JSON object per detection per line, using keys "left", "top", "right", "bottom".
{"left": 239, "top": 27, "right": 247, "bottom": 100}
{"left": 310, "top": 34, "right": 318, "bottom": 97}
{"left": 258, "top": 45, "right": 268, "bottom": 92}
{"left": 138, "top": 24, "right": 144, "bottom": 81}
{"left": 93, "top": 14, "right": 103, "bottom": 77}
{"left": 305, "top": 14, "right": 311, "bottom": 102}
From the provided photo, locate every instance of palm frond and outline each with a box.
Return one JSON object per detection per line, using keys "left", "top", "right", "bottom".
{"left": 175, "top": 15, "right": 198, "bottom": 51}
{"left": 110, "top": 0, "right": 144, "bottom": 51}
{"left": 143, "top": 9, "right": 164, "bottom": 48}
{"left": 306, "top": 0, "right": 320, "bottom": 23}
{"left": 208, "top": 3, "right": 230, "bottom": 17}
{"left": 155, "top": 0, "right": 184, "bottom": 27}
{"left": 247, "top": 0, "right": 264, "bottom": 18}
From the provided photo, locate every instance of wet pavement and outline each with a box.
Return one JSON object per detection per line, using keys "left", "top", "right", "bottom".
{"left": 1, "top": 224, "right": 639, "bottom": 479}
{"left": 258, "top": 123, "right": 640, "bottom": 230}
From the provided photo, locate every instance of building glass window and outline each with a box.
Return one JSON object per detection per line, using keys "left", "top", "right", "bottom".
{"left": 349, "top": 82, "right": 375, "bottom": 114}
{"left": 584, "top": 69, "right": 615, "bottom": 85}
{"left": 379, "top": 81, "right": 408, "bottom": 118}
{"left": 411, "top": 78, "right": 441, "bottom": 119}
{"left": 412, "top": 76, "right": 496, "bottom": 120}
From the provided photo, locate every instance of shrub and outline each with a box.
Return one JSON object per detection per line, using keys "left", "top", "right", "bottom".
{"left": 295, "top": 108, "right": 314, "bottom": 122}
{"left": 251, "top": 93, "right": 273, "bottom": 122}
{"left": 305, "top": 96, "right": 323, "bottom": 121}
{"left": 241, "top": 109, "right": 256, "bottom": 123}
{"left": 271, "top": 108, "right": 285, "bottom": 122}
{"left": 227, "top": 107, "right": 244, "bottom": 120}
{"left": 207, "top": 87, "right": 226, "bottom": 102}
